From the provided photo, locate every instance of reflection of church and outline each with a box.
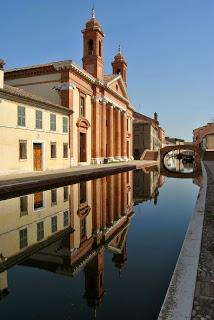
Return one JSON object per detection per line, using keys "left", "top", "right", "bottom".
{"left": 0, "top": 171, "right": 133, "bottom": 313}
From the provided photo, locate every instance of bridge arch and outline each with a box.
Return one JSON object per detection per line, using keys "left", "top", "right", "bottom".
{"left": 160, "top": 144, "right": 201, "bottom": 162}
{"left": 160, "top": 144, "right": 201, "bottom": 175}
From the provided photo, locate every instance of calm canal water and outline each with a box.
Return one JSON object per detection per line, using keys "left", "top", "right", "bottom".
{"left": 0, "top": 168, "right": 199, "bottom": 319}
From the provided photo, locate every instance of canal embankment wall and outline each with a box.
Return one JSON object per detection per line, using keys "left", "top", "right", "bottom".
{"left": 0, "top": 160, "right": 158, "bottom": 200}
{"left": 158, "top": 161, "right": 208, "bottom": 320}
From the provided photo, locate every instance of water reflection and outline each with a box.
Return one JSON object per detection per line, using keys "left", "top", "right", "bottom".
{"left": 133, "top": 168, "right": 165, "bottom": 205}
{"left": 0, "top": 169, "right": 200, "bottom": 319}
{"left": 0, "top": 172, "right": 133, "bottom": 308}
{"left": 164, "top": 155, "right": 194, "bottom": 173}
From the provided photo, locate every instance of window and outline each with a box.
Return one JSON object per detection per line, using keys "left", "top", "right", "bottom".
{"left": 64, "top": 210, "right": 69, "bottom": 227}
{"left": 64, "top": 186, "right": 69, "bottom": 201}
{"left": 51, "top": 189, "right": 57, "bottom": 206}
{"left": 116, "top": 84, "right": 118, "bottom": 91}
{"left": 34, "top": 192, "right": 44, "bottom": 210}
{"left": 35, "top": 110, "right": 42, "bottom": 129}
{"left": 99, "top": 40, "right": 102, "bottom": 56}
{"left": 63, "top": 117, "right": 68, "bottom": 133}
{"left": 116, "top": 68, "right": 121, "bottom": 75}
{"left": 17, "top": 106, "right": 25, "bottom": 127}
{"left": 50, "top": 114, "right": 56, "bottom": 131}
{"left": 37, "top": 222, "right": 44, "bottom": 241}
{"left": 88, "top": 39, "right": 93, "bottom": 55}
{"left": 20, "top": 196, "right": 28, "bottom": 216}
{"left": 80, "top": 218, "right": 86, "bottom": 240}
{"left": 19, "top": 140, "right": 27, "bottom": 159}
{"left": 63, "top": 143, "right": 68, "bottom": 158}
{"left": 19, "top": 228, "right": 28, "bottom": 249}
{"left": 80, "top": 182, "right": 87, "bottom": 203}
{"left": 51, "top": 142, "right": 57, "bottom": 158}
{"left": 80, "top": 96, "right": 85, "bottom": 117}
{"left": 51, "top": 216, "right": 57, "bottom": 233}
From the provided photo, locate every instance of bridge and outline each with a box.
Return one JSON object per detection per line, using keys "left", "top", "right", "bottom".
{"left": 159, "top": 144, "right": 201, "bottom": 179}
{"left": 160, "top": 144, "right": 201, "bottom": 163}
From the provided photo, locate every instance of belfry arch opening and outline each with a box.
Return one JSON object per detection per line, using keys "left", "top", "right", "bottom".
{"left": 99, "top": 40, "right": 102, "bottom": 56}
{"left": 88, "top": 39, "right": 94, "bottom": 55}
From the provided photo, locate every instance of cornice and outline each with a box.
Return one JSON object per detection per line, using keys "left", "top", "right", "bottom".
{"left": 5, "top": 60, "right": 135, "bottom": 111}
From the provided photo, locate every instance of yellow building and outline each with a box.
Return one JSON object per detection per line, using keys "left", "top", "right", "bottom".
{"left": 0, "top": 59, "right": 71, "bottom": 174}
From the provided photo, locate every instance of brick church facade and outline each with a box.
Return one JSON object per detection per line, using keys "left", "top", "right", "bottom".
{"left": 5, "top": 10, "right": 134, "bottom": 166}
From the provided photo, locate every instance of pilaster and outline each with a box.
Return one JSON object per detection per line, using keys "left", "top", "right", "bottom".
{"left": 107, "top": 104, "right": 114, "bottom": 159}
{"left": 121, "top": 111, "right": 127, "bottom": 160}
{"left": 115, "top": 108, "right": 121, "bottom": 158}
{"left": 101, "top": 101, "right": 107, "bottom": 158}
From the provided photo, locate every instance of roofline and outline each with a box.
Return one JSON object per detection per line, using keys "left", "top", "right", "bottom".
{"left": 5, "top": 60, "right": 134, "bottom": 108}
{"left": 134, "top": 111, "right": 159, "bottom": 124}
{"left": 0, "top": 87, "right": 72, "bottom": 115}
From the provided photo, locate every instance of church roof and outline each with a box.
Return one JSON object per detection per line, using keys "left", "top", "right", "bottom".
{"left": 103, "top": 74, "right": 118, "bottom": 83}
{"left": 5, "top": 60, "right": 133, "bottom": 108}
{"left": 0, "top": 84, "right": 71, "bottom": 114}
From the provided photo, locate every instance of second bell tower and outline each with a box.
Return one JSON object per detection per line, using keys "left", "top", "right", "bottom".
{"left": 82, "top": 9, "right": 105, "bottom": 80}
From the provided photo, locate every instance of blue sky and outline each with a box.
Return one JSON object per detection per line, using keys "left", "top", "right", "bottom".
{"left": 1, "top": 0, "right": 213, "bottom": 140}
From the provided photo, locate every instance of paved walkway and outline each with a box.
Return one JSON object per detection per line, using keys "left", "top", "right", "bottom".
{"left": 191, "top": 152, "right": 214, "bottom": 320}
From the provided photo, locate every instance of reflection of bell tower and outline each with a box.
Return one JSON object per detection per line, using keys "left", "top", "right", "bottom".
{"left": 112, "top": 242, "right": 128, "bottom": 277}
{"left": 84, "top": 251, "right": 105, "bottom": 318}
{"left": 82, "top": 8, "right": 105, "bottom": 80}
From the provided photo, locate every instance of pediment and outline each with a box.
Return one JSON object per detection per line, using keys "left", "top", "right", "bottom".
{"left": 105, "top": 75, "right": 130, "bottom": 101}
{"left": 108, "top": 224, "right": 129, "bottom": 254}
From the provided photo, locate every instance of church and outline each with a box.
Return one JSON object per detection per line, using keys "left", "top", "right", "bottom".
{"left": 5, "top": 9, "right": 134, "bottom": 166}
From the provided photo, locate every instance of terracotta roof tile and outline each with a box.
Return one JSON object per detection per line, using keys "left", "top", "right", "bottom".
{"left": 1, "top": 84, "right": 71, "bottom": 114}
{"left": 103, "top": 74, "right": 118, "bottom": 83}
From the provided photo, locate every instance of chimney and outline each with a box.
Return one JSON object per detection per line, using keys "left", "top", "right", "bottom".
{"left": 154, "top": 112, "right": 158, "bottom": 122}
{"left": 0, "top": 59, "right": 5, "bottom": 89}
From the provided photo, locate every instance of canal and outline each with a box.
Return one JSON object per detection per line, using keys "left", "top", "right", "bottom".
{"left": 0, "top": 166, "right": 200, "bottom": 319}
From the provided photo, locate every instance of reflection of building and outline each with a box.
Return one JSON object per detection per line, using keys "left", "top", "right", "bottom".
{"left": 0, "top": 171, "right": 133, "bottom": 312}
{"left": 133, "top": 111, "right": 164, "bottom": 159}
{"left": 193, "top": 123, "right": 214, "bottom": 150}
{"left": 0, "top": 271, "right": 9, "bottom": 300}
{"left": 0, "top": 187, "right": 70, "bottom": 259}
{"left": 4, "top": 10, "right": 134, "bottom": 166}
{"left": 164, "top": 156, "right": 195, "bottom": 173}
{"left": 0, "top": 60, "right": 71, "bottom": 174}
{"left": 133, "top": 169, "right": 165, "bottom": 205}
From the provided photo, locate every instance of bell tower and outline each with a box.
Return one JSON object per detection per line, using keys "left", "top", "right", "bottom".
{"left": 112, "top": 45, "right": 128, "bottom": 86}
{"left": 82, "top": 9, "right": 105, "bottom": 80}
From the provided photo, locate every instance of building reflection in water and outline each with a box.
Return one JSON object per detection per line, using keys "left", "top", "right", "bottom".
{"left": 0, "top": 172, "right": 134, "bottom": 312}
{"left": 133, "top": 166, "right": 165, "bottom": 206}
{"left": 164, "top": 155, "right": 196, "bottom": 174}
{"left": 0, "top": 168, "right": 168, "bottom": 316}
